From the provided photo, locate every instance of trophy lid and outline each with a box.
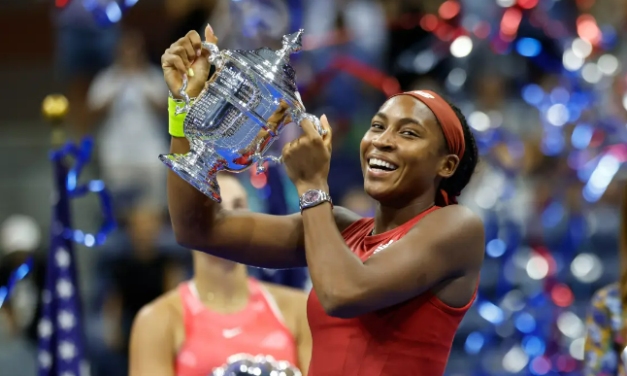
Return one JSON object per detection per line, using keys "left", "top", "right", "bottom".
{"left": 223, "top": 29, "right": 305, "bottom": 110}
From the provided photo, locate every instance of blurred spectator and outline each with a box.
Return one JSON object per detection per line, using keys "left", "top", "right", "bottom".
{"left": 301, "top": 0, "right": 387, "bottom": 116}
{"left": 166, "top": 0, "right": 220, "bottom": 38}
{"left": 53, "top": 0, "right": 120, "bottom": 136}
{"left": 96, "top": 207, "right": 185, "bottom": 375}
{"left": 165, "top": 0, "right": 291, "bottom": 51}
{"left": 467, "top": 73, "right": 536, "bottom": 138}
{"left": 87, "top": 29, "right": 168, "bottom": 214}
{"left": 583, "top": 183, "right": 627, "bottom": 375}
{"left": 0, "top": 215, "right": 45, "bottom": 376}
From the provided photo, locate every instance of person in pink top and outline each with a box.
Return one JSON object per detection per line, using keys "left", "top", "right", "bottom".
{"left": 128, "top": 174, "right": 312, "bottom": 376}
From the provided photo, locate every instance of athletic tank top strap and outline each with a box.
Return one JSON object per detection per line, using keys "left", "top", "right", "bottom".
{"left": 365, "top": 205, "right": 440, "bottom": 245}
{"left": 340, "top": 217, "right": 375, "bottom": 239}
{"left": 252, "top": 279, "right": 288, "bottom": 328}
{"left": 176, "top": 279, "right": 299, "bottom": 376}
{"left": 178, "top": 281, "right": 204, "bottom": 338}
{"left": 341, "top": 206, "right": 441, "bottom": 261}
{"left": 341, "top": 206, "right": 440, "bottom": 242}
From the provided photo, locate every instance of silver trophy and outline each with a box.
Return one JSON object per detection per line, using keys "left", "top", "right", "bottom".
{"left": 211, "top": 354, "right": 302, "bottom": 376}
{"left": 159, "top": 29, "right": 323, "bottom": 202}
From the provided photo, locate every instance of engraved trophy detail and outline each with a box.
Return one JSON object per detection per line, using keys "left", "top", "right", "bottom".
{"left": 159, "top": 29, "right": 324, "bottom": 202}
{"left": 211, "top": 354, "right": 302, "bottom": 376}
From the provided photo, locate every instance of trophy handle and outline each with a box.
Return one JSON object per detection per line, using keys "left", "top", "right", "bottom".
{"left": 174, "top": 75, "right": 193, "bottom": 116}
{"left": 159, "top": 140, "right": 226, "bottom": 202}
{"left": 253, "top": 139, "right": 282, "bottom": 174}
{"left": 293, "top": 112, "right": 327, "bottom": 136}
{"left": 253, "top": 112, "right": 326, "bottom": 174}
{"left": 175, "top": 42, "right": 224, "bottom": 116}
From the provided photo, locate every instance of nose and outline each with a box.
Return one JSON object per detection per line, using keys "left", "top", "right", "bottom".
{"left": 372, "top": 129, "right": 396, "bottom": 150}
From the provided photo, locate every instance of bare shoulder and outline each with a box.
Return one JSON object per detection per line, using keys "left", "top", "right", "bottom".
{"left": 332, "top": 206, "right": 362, "bottom": 233}
{"left": 134, "top": 289, "right": 182, "bottom": 329}
{"left": 129, "top": 290, "right": 182, "bottom": 375}
{"left": 417, "top": 205, "right": 484, "bottom": 265}
{"left": 435, "top": 204, "right": 482, "bottom": 221}
{"left": 424, "top": 205, "right": 484, "bottom": 235}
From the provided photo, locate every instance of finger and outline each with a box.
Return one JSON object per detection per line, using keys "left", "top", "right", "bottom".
{"left": 320, "top": 114, "right": 332, "bottom": 140}
{"left": 198, "top": 25, "right": 218, "bottom": 62}
{"left": 268, "top": 113, "right": 289, "bottom": 133}
{"left": 266, "top": 104, "right": 290, "bottom": 135}
{"left": 320, "top": 114, "right": 332, "bottom": 152}
{"left": 170, "top": 45, "right": 190, "bottom": 68}
{"left": 278, "top": 99, "right": 290, "bottom": 110}
{"left": 299, "top": 117, "right": 321, "bottom": 140}
{"left": 186, "top": 30, "right": 203, "bottom": 57}
{"left": 267, "top": 102, "right": 290, "bottom": 125}
{"left": 282, "top": 140, "right": 295, "bottom": 158}
{"left": 178, "top": 37, "right": 197, "bottom": 66}
{"left": 204, "top": 24, "right": 218, "bottom": 45}
{"left": 162, "top": 54, "right": 187, "bottom": 75}
{"left": 177, "top": 38, "right": 198, "bottom": 77}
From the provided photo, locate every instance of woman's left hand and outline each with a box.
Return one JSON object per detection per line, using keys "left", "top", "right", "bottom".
{"left": 282, "top": 114, "right": 332, "bottom": 193}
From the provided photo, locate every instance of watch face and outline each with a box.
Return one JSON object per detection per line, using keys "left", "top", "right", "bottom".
{"left": 303, "top": 190, "right": 322, "bottom": 204}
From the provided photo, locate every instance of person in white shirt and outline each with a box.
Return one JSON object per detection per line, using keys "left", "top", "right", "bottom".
{"left": 88, "top": 30, "right": 168, "bottom": 211}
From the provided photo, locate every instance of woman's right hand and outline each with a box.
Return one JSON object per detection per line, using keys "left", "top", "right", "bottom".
{"left": 161, "top": 24, "right": 218, "bottom": 99}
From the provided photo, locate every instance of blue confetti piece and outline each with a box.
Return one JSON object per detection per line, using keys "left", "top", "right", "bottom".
{"left": 0, "top": 258, "right": 33, "bottom": 310}
{"left": 50, "top": 137, "right": 117, "bottom": 247}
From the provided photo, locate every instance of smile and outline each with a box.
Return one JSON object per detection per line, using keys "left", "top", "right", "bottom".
{"left": 367, "top": 158, "right": 398, "bottom": 173}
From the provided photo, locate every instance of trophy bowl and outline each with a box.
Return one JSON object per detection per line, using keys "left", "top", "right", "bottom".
{"left": 159, "top": 29, "right": 322, "bottom": 202}
{"left": 211, "top": 354, "right": 302, "bottom": 376}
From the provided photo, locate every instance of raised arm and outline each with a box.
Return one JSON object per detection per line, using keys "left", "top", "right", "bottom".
{"left": 168, "top": 137, "right": 306, "bottom": 268}
{"left": 162, "top": 26, "right": 360, "bottom": 269}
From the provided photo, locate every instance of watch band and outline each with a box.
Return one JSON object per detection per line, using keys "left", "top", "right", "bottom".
{"left": 299, "top": 189, "right": 333, "bottom": 212}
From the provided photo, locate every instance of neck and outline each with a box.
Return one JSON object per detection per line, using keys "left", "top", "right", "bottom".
{"left": 192, "top": 251, "right": 249, "bottom": 305}
{"left": 372, "top": 194, "right": 435, "bottom": 235}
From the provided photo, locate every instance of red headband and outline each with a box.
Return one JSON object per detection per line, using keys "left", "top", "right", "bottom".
{"left": 388, "top": 90, "right": 466, "bottom": 205}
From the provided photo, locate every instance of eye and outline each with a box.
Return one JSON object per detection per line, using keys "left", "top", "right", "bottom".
{"left": 370, "top": 122, "right": 384, "bottom": 130}
{"left": 401, "top": 130, "right": 419, "bottom": 137}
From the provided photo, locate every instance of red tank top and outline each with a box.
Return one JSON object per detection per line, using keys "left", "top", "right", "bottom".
{"left": 307, "top": 206, "right": 477, "bottom": 376}
{"left": 175, "top": 278, "right": 298, "bottom": 376}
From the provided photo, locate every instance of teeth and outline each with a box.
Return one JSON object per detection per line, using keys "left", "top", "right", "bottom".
{"left": 368, "top": 158, "right": 398, "bottom": 170}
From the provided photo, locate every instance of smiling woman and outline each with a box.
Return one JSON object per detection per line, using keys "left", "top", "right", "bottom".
{"left": 361, "top": 91, "right": 477, "bottom": 208}
{"left": 161, "top": 26, "right": 484, "bottom": 376}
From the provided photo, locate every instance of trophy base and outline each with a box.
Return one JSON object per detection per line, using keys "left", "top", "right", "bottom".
{"left": 159, "top": 149, "right": 224, "bottom": 203}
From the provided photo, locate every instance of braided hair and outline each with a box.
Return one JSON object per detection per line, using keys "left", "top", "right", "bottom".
{"left": 435, "top": 101, "right": 479, "bottom": 206}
